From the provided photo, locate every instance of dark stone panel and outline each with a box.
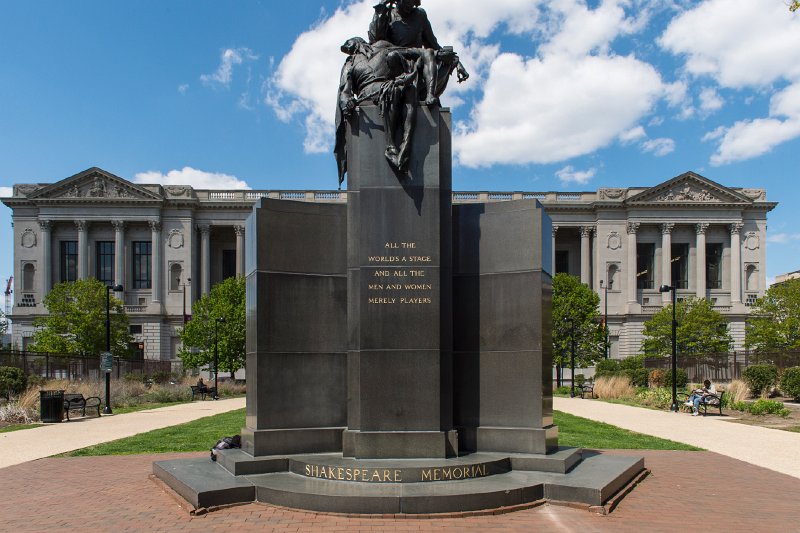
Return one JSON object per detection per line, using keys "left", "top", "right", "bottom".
{"left": 471, "top": 350, "right": 544, "bottom": 428}
{"left": 153, "top": 459, "right": 256, "bottom": 510}
{"left": 248, "top": 272, "right": 347, "bottom": 354}
{"left": 473, "top": 426, "right": 558, "bottom": 455}
{"left": 247, "top": 352, "right": 346, "bottom": 430}
{"left": 242, "top": 427, "right": 344, "bottom": 456}
{"left": 452, "top": 200, "right": 548, "bottom": 274}
{"left": 248, "top": 199, "right": 346, "bottom": 275}
{"left": 216, "top": 449, "right": 289, "bottom": 477}
{"left": 356, "top": 350, "right": 442, "bottom": 431}
{"left": 342, "top": 430, "right": 455, "bottom": 458}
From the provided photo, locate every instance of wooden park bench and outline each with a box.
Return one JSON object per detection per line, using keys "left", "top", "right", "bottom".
{"left": 579, "top": 382, "right": 595, "bottom": 399}
{"left": 190, "top": 385, "right": 217, "bottom": 401}
{"left": 63, "top": 393, "right": 102, "bottom": 421}
{"left": 680, "top": 391, "right": 725, "bottom": 416}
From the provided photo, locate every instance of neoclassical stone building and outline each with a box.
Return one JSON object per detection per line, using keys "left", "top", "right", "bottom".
{"left": 2, "top": 167, "right": 775, "bottom": 361}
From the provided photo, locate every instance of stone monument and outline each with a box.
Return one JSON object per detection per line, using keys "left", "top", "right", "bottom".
{"left": 154, "top": 1, "right": 645, "bottom": 514}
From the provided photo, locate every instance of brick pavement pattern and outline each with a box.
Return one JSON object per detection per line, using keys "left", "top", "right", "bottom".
{"left": 1, "top": 450, "right": 797, "bottom": 532}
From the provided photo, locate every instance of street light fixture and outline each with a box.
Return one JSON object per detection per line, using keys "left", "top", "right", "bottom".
{"left": 659, "top": 284, "right": 679, "bottom": 412}
{"left": 104, "top": 283, "right": 124, "bottom": 414}
{"left": 213, "top": 317, "right": 226, "bottom": 400}
{"left": 599, "top": 279, "right": 612, "bottom": 360}
{"left": 563, "top": 316, "right": 577, "bottom": 398}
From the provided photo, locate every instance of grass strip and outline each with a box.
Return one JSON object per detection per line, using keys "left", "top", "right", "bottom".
{"left": 0, "top": 424, "right": 42, "bottom": 434}
{"left": 65, "top": 408, "right": 700, "bottom": 457}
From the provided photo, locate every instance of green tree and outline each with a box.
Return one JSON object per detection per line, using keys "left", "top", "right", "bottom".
{"left": 642, "top": 297, "right": 732, "bottom": 357}
{"left": 552, "top": 273, "right": 605, "bottom": 370}
{"left": 29, "top": 278, "right": 132, "bottom": 357}
{"left": 745, "top": 278, "right": 800, "bottom": 352}
{"left": 791, "top": 1, "right": 799, "bottom": 13}
{"left": 0, "top": 309, "right": 7, "bottom": 339}
{"left": 178, "top": 276, "right": 245, "bottom": 376}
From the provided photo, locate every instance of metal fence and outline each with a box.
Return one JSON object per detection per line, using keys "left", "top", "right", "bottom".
{"left": 0, "top": 350, "right": 182, "bottom": 381}
{"left": 644, "top": 350, "right": 800, "bottom": 383}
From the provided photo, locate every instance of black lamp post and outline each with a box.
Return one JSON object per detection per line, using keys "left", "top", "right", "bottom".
{"left": 213, "top": 317, "right": 225, "bottom": 400}
{"left": 600, "top": 279, "right": 611, "bottom": 359}
{"left": 563, "top": 317, "right": 576, "bottom": 397}
{"left": 659, "top": 284, "right": 678, "bottom": 412}
{"left": 104, "top": 284, "right": 123, "bottom": 414}
{"left": 181, "top": 277, "right": 191, "bottom": 325}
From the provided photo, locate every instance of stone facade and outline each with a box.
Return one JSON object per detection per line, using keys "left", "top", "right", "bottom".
{"left": 1, "top": 168, "right": 776, "bottom": 361}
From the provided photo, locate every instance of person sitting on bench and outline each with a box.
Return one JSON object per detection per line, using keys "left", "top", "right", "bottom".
{"left": 197, "top": 377, "right": 209, "bottom": 392}
{"left": 686, "top": 379, "right": 716, "bottom": 416}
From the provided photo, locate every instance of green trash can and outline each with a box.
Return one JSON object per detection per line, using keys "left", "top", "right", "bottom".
{"left": 40, "top": 390, "right": 64, "bottom": 423}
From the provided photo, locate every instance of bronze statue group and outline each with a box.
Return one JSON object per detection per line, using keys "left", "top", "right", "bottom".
{"left": 335, "top": 0, "right": 469, "bottom": 185}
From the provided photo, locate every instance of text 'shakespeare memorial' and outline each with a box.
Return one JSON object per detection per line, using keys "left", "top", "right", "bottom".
{"left": 155, "top": 0, "right": 644, "bottom": 514}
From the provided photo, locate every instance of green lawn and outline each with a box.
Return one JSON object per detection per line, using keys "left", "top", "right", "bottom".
{"left": 0, "top": 423, "right": 42, "bottom": 433}
{"left": 64, "top": 408, "right": 701, "bottom": 457}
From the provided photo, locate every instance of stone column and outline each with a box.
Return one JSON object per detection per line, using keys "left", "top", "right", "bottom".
{"left": 38, "top": 220, "right": 52, "bottom": 296}
{"left": 112, "top": 220, "right": 125, "bottom": 288}
{"left": 730, "top": 223, "right": 743, "bottom": 304}
{"left": 661, "top": 223, "right": 674, "bottom": 303}
{"left": 198, "top": 224, "right": 211, "bottom": 295}
{"left": 149, "top": 220, "right": 162, "bottom": 303}
{"left": 234, "top": 225, "right": 245, "bottom": 276}
{"left": 75, "top": 220, "right": 89, "bottom": 280}
{"left": 580, "top": 226, "right": 592, "bottom": 285}
{"left": 551, "top": 225, "right": 558, "bottom": 275}
{"left": 695, "top": 223, "right": 708, "bottom": 299}
{"left": 626, "top": 222, "right": 639, "bottom": 304}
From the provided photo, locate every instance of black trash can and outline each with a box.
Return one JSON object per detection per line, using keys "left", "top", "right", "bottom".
{"left": 40, "top": 390, "right": 64, "bottom": 423}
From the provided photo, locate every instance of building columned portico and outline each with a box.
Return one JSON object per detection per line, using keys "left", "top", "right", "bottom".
{"left": 2, "top": 168, "right": 775, "bottom": 361}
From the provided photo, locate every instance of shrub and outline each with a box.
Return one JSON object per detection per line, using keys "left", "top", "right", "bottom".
{"left": 625, "top": 368, "right": 649, "bottom": 388}
{"left": 0, "top": 403, "right": 35, "bottom": 424}
{"left": 619, "top": 354, "right": 645, "bottom": 371}
{"left": 593, "top": 375, "right": 635, "bottom": 399}
{"left": 594, "top": 359, "right": 620, "bottom": 379}
{"left": 724, "top": 379, "right": 749, "bottom": 406}
{"left": 742, "top": 364, "right": 779, "bottom": 397}
{"left": 664, "top": 368, "right": 688, "bottom": 389}
{"left": 648, "top": 369, "right": 666, "bottom": 388}
{"left": 779, "top": 367, "right": 800, "bottom": 401}
{"left": 122, "top": 373, "right": 146, "bottom": 383}
{"left": 730, "top": 399, "right": 790, "bottom": 417}
{"left": 0, "top": 367, "right": 27, "bottom": 399}
{"left": 574, "top": 374, "right": 586, "bottom": 387}
{"left": 634, "top": 387, "right": 673, "bottom": 409}
{"left": 554, "top": 386, "right": 571, "bottom": 395}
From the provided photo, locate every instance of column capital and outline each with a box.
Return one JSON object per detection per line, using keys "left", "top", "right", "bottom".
{"left": 730, "top": 222, "right": 744, "bottom": 235}
{"left": 111, "top": 219, "right": 126, "bottom": 231}
{"left": 626, "top": 222, "right": 640, "bottom": 235}
{"left": 197, "top": 223, "right": 211, "bottom": 235}
{"left": 660, "top": 223, "right": 675, "bottom": 235}
{"left": 37, "top": 219, "right": 52, "bottom": 231}
{"left": 579, "top": 225, "right": 595, "bottom": 238}
{"left": 234, "top": 225, "right": 245, "bottom": 236}
{"left": 74, "top": 220, "right": 88, "bottom": 231}
{"left": 148, "top": 219, "right": 162, "bottom": 232}
{"left": 695, "top": 223, "right": 709, "bottom": 235}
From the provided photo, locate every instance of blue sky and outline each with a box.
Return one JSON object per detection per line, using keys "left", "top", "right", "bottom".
{"left": 1, "top": 0, "right": 800, "bottom": 294}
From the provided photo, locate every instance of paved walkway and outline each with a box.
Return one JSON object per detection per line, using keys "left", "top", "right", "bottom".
{"left": 554, "top": 396, "right": 800, "bottom": 479}
{"left": 0, "top": 397, "right": 246, "bottom": 469}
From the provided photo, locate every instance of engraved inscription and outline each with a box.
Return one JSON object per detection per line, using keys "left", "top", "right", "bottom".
{"left": 367, "top": 242, "right": 434, "bottom": 305}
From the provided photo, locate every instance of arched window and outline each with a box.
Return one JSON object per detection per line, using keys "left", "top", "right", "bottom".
{"left": 170, "top": 263, "right": 183, "bottom": 292}
{"left": 22, "top": 263, "right": 35, "bottom": 292}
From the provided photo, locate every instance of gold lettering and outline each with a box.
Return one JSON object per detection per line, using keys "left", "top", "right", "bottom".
{"left": 368, "top": 298, "right": 396, "bottom": 304}
{"left": 319, "top": 466, "right": 327, "bottom": 479}
{"left": 374, "top": 270, "right": 390, "bottom": 277}
{"left": 401, "top": 242, "right": 416, "bottom": 249}
{"left": 382, "top": 470, "right": 391, "bottom": 482}
{"left": 421, "top": 469, "right": 432, "bottom": 481}
{"left": 464, "top": 467, "right": 471, "bottom": 479}
{"left": 337, "top": 467, "right": 344, "bottom": 480}
{"left": 433, "top": 469, "right": 441, "bottom": 481}
{"left": 394, "top": 470, "right": 401, "bottom": 482}
{"left": 305, "top": 465, "right": 311, "bottom": 476}
{"left": 442, "top": 468, "right": 452, "bottom": 480}
{"left": 392, "top": 270, "right": 407, "bottom": 277}
{"left": 371, "top": 470, "right": 381, "bottom": 482}
{"left": 361, "top": 469, "right": 369, "bottom": 482}
{"left": 385, "top": 242, "right": 398, "bottom": 249}
{"left": 453, "top": 467, "right": 463, "bottom": 479}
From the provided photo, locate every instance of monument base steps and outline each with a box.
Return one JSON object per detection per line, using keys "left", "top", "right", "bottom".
{"left": 153, "top": 448, "right": 644, "bottom": 514}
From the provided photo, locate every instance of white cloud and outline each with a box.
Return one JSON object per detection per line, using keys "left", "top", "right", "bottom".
{"left": 455, "top": 51, "right": 663, "bottom": 166}
{"left": 641, "top": 137, "right": 675, "bottom": 156}
{"left": 0, "top": 187, "right": 13, "bottom": 197}
{"left": 619, "top": 126, "right": 647, "bottom": 144}
{"left": 767, "top": 233, "right": 800, "bottom": 245}
{"left": 201, "top": 48, "right": 258, "bottom": 89}
{"left": 555, "top": 165, "right": 596, "bottom": 185}
{"left": 659, "top": 0, "right": 800, "bottom": 89}
{"left": 709, "top": 82, "right": 800, "bottom": 165}
{"left": 178, "top": 84, "right": 189, "bottom": 95}
{"left": 698, "top": 87, "right": 723, "bottom": 113}
{"left": 133, "top": 167, "right": 251, "bottom": 190}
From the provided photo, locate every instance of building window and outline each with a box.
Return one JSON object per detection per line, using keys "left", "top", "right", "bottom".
{"left": 222, "top": 250, "right": 236, "bottom": 280}
{"left": 636, "top": 243, "right": 655, "bottom": 289}
{"left": 95, "top": 241, "right": 115, "bottom": 286}
{"left": 671, "top": 243, "right": 689, "bottom": 289}
{"left": 555, "top": 250, "right": 570, "bottom": 274}
{"left": 60, "top": 241, "right": 78, "bottom": 282}
{"left": 132, "top": 241, "right": 152, "bottom": 289}
{"left": 707, "top": 243, "right": 723, "bottom": 289}
{"left": 129, "top": 325, "right": 142, "bottom": 335}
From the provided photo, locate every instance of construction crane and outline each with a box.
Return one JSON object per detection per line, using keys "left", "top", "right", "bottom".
{"left": 4, "top": 276, "right": 11, "bottom": 316}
